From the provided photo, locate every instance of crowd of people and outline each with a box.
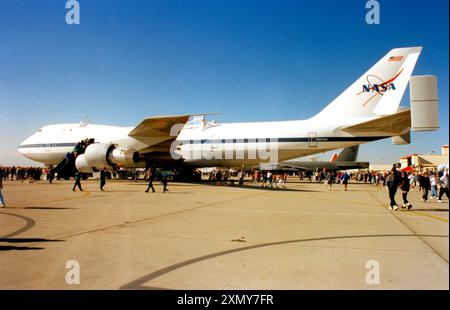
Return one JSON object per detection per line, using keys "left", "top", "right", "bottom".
{"left": 0, "top": 164, "right": 449, "bottom": 210}
{"left": 205, "top": 169, "right": 289, "bottom": 189}
{"left": 203, "top": 166, "right": 449, "bottom": 210}
{"left": 0, "top": 166, "right": 48, "bottom": 183}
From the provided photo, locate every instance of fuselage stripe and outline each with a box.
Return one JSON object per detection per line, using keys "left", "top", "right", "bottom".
{"left": 18, "top": 136, "right": 386, "bottom": 149}
{"left": 18, "top": 143, "right": 78, "bottom": 149}
{"left": 177, "top": 136, "right": 385, "bottom": 144}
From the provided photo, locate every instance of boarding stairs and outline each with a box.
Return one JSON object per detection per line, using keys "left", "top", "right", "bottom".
{"left": 54, "top": 138, "right": 94, "bottom": 179}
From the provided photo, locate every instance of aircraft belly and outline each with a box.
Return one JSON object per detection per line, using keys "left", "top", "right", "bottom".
{"left": 20, "top": 150, "right": 67, "bottom": 165}
{"left": 181, "top": 141, "right": 363, "bottom": 167}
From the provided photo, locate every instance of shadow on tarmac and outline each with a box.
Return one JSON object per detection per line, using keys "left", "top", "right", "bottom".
{"left": 16, "top": 207, "right": 77, "bottom": 210}
{"left": 0, "top": 246, "right": 44, "bottom": 251}
{"left": 411, "top": 208, "right": 449, "bottom": 212}
{"left": 0, "top": 238, "right": 63, "bottom": 251}
{"left": 120, "top": 233, "right": 448, "bottom": 290}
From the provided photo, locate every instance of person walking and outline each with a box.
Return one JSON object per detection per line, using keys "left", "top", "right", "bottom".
{"left": 252, "top": 170, "right": 259, "bottom": 186}
{"left": 261, "top": 171, "right": 268, "bottom": 188}
{"left": 162, "top": 175, "right": 169, "bottom": 193}
{"left": 409, "top": 173, "right": 416, "bottom": 191}
{"left": 277, "top": 172, "right": 287, "bottom": 189}
{"left": 48, "top": 168, "right": 55, "bottom": 184}
{"left": 430, "top": 173, "right": 438, "bottom": 199}
{"left": 267, "top": 171, "right": 274, "bottom": 188}
{"left": 0, "top": 169, "right": 5, "bottom": 208}
{"left": 216, "top": 170, "right": 222, "bottom": 186}
{"left": 386, "top": 167, "right": 400, "bottom": 211}
{"left": 342, "top": 171, "right": 350, "bottom": 191}
{"left": 326, "top": 171, "right": 333, "bottom": 191}
{"left": 145, "top": 168, "right": 155, "bottom": 193}
{"left": 72, "top": 171, "right": 83, "bottom": 192}
{"left": 237, "top": 170, "right": 244, "bottom": 186}
{"left": 222, "top": 170, "right": 229, "bottom": 185}
{"left": 420, "top": 172, "right": 431, "bottom": 203}
{"left": 400, "top": 172, "right": 412, "bottom": 210}
{"left": 438, "top": 172, "right": 449, "bottom": 203}
{"left": 100, "top": 168, "right": 107, "bottom": 191}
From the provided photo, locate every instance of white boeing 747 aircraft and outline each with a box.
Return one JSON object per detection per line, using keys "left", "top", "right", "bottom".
{"left": 18, "top": 47, "right": 430, "bottom": 173}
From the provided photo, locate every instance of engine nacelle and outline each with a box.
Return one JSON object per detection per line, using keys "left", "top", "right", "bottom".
{"left": 78, "top": 143, "right": 139, "bottom": 171}
{"left": 108, "top": 147, "right": 140, "bottom": 167}
{"left": 75, "top": 154, "right": 94, "bottom": 173}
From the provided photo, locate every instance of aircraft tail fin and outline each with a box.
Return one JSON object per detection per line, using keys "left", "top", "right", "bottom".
{"left": 335, "top": 146, "right": 359, "bottom": 162}
{"left": 330, "top": 153, "right": 338, "bottom": 162}
{"left": 313, "top": 47, "right": 422, "bottom": 120}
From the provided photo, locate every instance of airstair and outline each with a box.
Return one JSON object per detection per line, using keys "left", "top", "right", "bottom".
{"left": 54, "top": 138, "right": 94, "bottom": 179}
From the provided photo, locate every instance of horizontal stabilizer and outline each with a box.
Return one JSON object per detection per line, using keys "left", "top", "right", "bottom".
{"left": 341, "top": 109, "right": 411, "bottom": 136}
{"left": 336, "top": 146, "right": 359, "bottom": 162}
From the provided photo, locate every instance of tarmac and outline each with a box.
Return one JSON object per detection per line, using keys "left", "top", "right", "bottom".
{"left": 0, "top": 178, "right": 448, "bottom": 289}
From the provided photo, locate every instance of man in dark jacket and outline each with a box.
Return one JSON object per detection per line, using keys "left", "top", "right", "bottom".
{"left": 386, "top": 167, "right": 401, "bottom": 211}
{"left": 73, "top": 171, "right": 83, "bottom": 192}
{"left": 162, "top": 174, "right": 169, "bottom": 193}
{"left": 420, "top": 172, "right": 431, "bottom": 202}
{"left": 100, "top": 168, "right": 107, "bottom": 191}
{"left": 145, "top": 168, "right": 155, "bottom": 193}
{"left": 400, "top": 172, "right": 412, "bottom": 210}
{"left": 48, "top": 168, "right": 55, "bottom": 184}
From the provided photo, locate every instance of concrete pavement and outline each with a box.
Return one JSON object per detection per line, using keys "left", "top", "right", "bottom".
{"left": 0, "top": 178, "right": 448, "bottom": 289}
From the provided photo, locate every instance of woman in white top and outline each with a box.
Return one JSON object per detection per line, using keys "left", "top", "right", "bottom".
{"left": 430, "top": 173, "right": 438, "bottom": 199}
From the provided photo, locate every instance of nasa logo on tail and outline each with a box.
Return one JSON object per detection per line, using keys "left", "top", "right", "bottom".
{"left": 358, "top": 66, "right": 404, "bottom": 106}
{"left": 362, "top": 82, "right": 396, "bottom": 93}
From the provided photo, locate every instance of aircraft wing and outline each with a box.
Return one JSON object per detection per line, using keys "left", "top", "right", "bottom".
{"left": 278, "top": 163, "right": 309, "bottom": 170}
{"left": 128, "top": 115, "right": 190, "bottom": 137}
{"left": 269, "top": 161, "right": 369, "bottom": 172}
{"left": 341, "top": 109, "right": 411, "bottom": 136}
{"left": 128, "top": 115, "right": 191, "bottom": 158}
{"left": 256, "top": 162, "right": 305, "bottom": 171}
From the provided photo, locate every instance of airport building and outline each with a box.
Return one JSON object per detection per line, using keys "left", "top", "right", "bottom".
{"left": 368, "top": 145, "right": 448, "bottom": 172}
{"left": 399, "top": 145, "right": 449, "bottom": 170}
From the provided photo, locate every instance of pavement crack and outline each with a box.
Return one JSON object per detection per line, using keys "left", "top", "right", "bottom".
{"left": 53, "top": 191, "right": 269, "bottom": 241}
{"left": 366, "top": 190, "right": 449, "bottom": 264}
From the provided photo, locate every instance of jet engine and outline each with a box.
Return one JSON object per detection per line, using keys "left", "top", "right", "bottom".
{"left": 75, "top": 143, "right": 139, "bottom": 172}
{"left": 75, "top": 154, "right": 94, "bottom": 173}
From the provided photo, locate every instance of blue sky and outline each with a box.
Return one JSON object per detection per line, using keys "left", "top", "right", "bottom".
{"left": 0, "top": 0, "right": 448, "bottom": 166}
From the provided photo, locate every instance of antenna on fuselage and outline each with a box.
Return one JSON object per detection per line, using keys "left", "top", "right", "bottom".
{"left": 79, "top": 115, "right": 90, "bottom": 127}
{"left": 188, "top": 113, "right": 220, "bottom": 130}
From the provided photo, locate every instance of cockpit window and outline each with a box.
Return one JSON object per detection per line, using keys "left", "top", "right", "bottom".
{"left": 38, "top": 128, "right": 42, "bottom": 132}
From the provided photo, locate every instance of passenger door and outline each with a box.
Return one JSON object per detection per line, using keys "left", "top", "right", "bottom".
{"left": 308, "top": 132, "right": 318, "bottom": 148}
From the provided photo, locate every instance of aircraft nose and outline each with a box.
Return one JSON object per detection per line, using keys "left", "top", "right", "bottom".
{"left": 18, "top": 141, "right": 26, "bottom": 154}
{"left": 18, "top": 134, "right": 35, "bottom": 157}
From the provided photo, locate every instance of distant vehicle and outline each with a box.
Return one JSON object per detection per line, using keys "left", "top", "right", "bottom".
{"left": 155, "top": 170, "right": 175, "bottom": 181}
